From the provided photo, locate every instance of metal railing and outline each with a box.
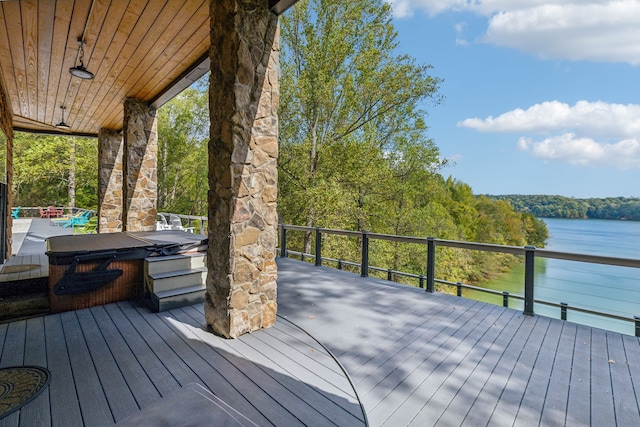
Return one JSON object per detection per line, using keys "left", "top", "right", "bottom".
{"left": 279, "top": 224, "right": 640, "bottom": 336}
{"left": 14, "top": 207, "right": 208, "bottom": 235}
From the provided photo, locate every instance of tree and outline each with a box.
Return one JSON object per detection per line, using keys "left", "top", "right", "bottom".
{"left": 12, "top": 133, "right": 97, "bottom": 208}
{"left": 157, "top": 83, "right": 209, "bottom": 216}
{"left": 279, "top": 0, "right": 443, "bottom": 252}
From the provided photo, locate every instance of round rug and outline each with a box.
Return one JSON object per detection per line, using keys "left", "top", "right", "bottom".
{"left": 0, "top": 366, "right": 50, "bottom": 419}
{"left": 0, "top": 264, "right": 41, "bottom": 274}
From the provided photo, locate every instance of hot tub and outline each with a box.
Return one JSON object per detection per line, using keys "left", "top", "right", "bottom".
{"left": 46, "top": 231, "right": 207, "bottom": 313}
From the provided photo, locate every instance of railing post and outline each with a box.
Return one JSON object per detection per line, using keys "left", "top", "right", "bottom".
{"left": 280, "top": 226, "right": 287, "bottom": 258}
{"left": 561, "top": 302, "right": 568, "bottom": 321}
{"left": 456, "top": 282, "right": 462, "bottom": 297}
{"left": 503, "top": 291, "right": 509, "bottom": 308}
{"left": 635, "top": 316, "right": 640, "bottom": 337}
{"left": 315, "top": 228, "right": 322, "bottom": 267}
{"left": 426, "top": 237, "right": 435, "bottom": 293}
{"left": 337, "top": 260, "right": 342, "bottom": 270}
{"left": 419, "top": 276, "right": 425, "bottom": 289}
{"left": 387, "top": 269, "right": 392, "bottom": 281}
{"left": 200, "top": 218, "right": 206, "bottom": 235}
{"left": 524, "top": 245, "right": 536, "bottom": 316}
{"left": 361, "top": 231, "right": 369, "bottom": 277}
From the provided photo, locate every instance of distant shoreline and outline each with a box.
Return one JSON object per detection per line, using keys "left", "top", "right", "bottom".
{"left": 485, "top": 194, "right": 640, "bottom": 222}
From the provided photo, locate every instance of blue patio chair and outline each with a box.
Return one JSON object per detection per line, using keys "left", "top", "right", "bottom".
{"left": 62, "top": 211, "right": 92, "bottom": 228}
{"left": 11, "top": 207, "right": 20, "bottom": 219}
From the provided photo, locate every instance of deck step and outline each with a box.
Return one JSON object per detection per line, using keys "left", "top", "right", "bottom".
{"left": 146, "top": 267, "right": 207, "bottom": 293}
{"left": 0, "top": 292, "right": 50, "bottom": 323}
{"left": 144, "top": 253, "right": 208, "bottom": 312}
{"left": 151, "top": 284, "right": 206, "bottom": 312}
{"left": 145, "top": 252, "right": 206, "bottom": 276}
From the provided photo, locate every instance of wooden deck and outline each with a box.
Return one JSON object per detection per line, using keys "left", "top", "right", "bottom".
{"left": 2, "top": 254, "right": 640, "bottom": 426}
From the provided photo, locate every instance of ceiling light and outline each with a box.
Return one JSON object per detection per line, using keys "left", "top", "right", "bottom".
{"left": 55, "top": 106, "right": 71, "bottom": 130}
{"left": 69, "top": 40, "right": 94, "bottom": 80}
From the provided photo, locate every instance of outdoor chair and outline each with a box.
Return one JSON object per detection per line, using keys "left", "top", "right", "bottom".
{"left": 73, "top": 216, "right": 98, "bottom": 234}
{"left": 156, "top": 214, "right": 171, "bottom": 230}
{"left": 59, "top": 211, "right": 92, "bottom": 228}
{"left": 168, "top": 214, "right": 194, "bottom": 233}
{"left": 51, "top": 210, "right": 90, "bottom": 227}
{"left": 11, "top": 206, "right": 20, "bottom": 219}
{"left": 47, "top": 206, "right": 64, "bottom": 218}
{"left": 39, "top": 207, "right": 48, "bottom": 218}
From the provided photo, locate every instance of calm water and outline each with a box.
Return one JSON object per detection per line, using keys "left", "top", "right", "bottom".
{"left": 467, "top": 218, "right": 640, "bottom": 335}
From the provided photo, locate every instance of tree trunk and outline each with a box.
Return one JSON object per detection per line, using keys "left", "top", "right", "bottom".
{"left": 68, "top": 137, "right": 76, "bottom": 208}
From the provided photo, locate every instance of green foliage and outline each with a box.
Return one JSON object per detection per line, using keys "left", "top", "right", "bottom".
{"left": 489, "top": 195, "right": 640, "bottom": 221}
{"left": 12, "top": 133, "right": 97, "bottom": 208}
{"left": 157, "top": 84, "right": 209, "bottom": 216}
{"left": 278, "top": 0, "right": 548, "bottom": 287}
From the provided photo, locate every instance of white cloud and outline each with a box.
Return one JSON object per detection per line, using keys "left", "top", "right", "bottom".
{"left": 459, "top": 101, "right": 640, "bottom": 139}
{"left": 385, "top": 0, "right": 468, "bottom": 18}
{"left": 460, "top": 101, "right": 640, "bottom": 169}
{"left": 518, "top": 135, "right": 640, "bottom": 169}
{"left": 483, "top": 2, "right": 640, "bottom": 65}
{"left": 385, "top": 0, "right": 640, "bottom": 65}
{"left": 454, "top": 22, "right": 469, "bottom": 46}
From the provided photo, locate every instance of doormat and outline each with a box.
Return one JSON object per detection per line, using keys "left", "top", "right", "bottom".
{"left": 0, "top": 366, "right": 50, "bottom": 419}
{"left": 0, "top": 264, "right": 41, "bottom": 274}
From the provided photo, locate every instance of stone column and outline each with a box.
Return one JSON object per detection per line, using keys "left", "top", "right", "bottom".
{"left": 97, "top": 128, "right": 124, "bottom": 233}
{"left": 122, "top": 98, "right": 158, "bottom": 231}
{"left": 206, "top": 0, "right": 280, "bottom": 338}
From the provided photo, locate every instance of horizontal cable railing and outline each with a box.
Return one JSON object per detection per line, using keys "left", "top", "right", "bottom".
{"left": 278, "top": 224, "right": 640, "bottom": 336}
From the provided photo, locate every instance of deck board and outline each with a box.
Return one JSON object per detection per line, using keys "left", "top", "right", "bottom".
{"left": 20, "top": 317, "right": 50, "bottom": 427}
{"left": 43, "top": 314, "right": 84, "bottom": 427}
{"left": 74, "top": 308, "right": 141, "bottom": 422}
{"left": 564, "top": 323, "right": 592, "bottom": 426}
{"left": 460, "top": 313, "right": 540, "bottom": 426}
{"left": 60, "top": 311, "right": 114, "bottom": 427}
{"left": 99, "top": 304, "right": 177, "bottom": 401}
{"left": 173, "top": 306, "right": 363, "bottom": 427}
{"left": 384, "top": 307, "right": 514, "bottom": 426}
{"left": 591, "top": 327, "right": 616, "bottom": 425}
{"left": 431, "top": 309, "right": 525, "bottom": 427}
{"left": 155, "top": 308, "right": 307, "bottom": 427}
{"left": 511, "top": 314, "right": 563, "bottom": 426}
{"left": 608, "top": 332, "right": 640, "bottom": 426}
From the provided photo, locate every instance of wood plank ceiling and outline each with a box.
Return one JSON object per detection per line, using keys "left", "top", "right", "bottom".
{"left": 0, "top": 0, "right": 297, "bottom": 137}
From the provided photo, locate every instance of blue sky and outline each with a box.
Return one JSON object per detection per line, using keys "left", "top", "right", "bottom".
{"left": 385, "top": 0, "right": 640, "bottom": 198}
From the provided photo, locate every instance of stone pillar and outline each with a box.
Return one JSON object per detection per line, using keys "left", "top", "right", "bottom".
{"left": 0, "top": 77, "right": 13, "bottom": 259}
{"left": 122, "top": 98, "right": 158, "bottom": 231}
{"left": 97, "top": 129, "right": 124, "bottom": 233}
{"left": 206, "top": 0, "right": 280, "bottom": 338}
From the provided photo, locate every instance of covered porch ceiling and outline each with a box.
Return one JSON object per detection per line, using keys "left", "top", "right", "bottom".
{"left": 0, "top": 0, "right": 297, "bottom": 138}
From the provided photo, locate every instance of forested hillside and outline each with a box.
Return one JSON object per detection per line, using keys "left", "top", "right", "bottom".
{"left": 489, "top": 195, "right": 640, "bottom": 221}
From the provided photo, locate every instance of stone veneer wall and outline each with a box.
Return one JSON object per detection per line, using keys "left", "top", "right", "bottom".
{"left": 0, "top": 77, "right": 13, "bottom": 258}
{"left": 98, "top": 128, "right": 124, "bottom": 233}
{"left": 206, "top": 0, "right": 280, "bottom": 338}
{"left": 122, "top": 98, "right": 158, "bottom": 232}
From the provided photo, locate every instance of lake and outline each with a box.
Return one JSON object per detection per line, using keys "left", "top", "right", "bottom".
{"left": 466, "top": 218, "right": 640, "bottom": 335}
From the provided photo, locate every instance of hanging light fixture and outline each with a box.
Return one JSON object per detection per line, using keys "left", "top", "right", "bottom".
{"left": 69, "top": 39, "right": 94, "bottom": 79}
{"left": 55, "top": 106, "right": 71, "bottom": 130}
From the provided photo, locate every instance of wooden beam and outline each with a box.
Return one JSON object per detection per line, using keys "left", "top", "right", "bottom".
{"left": 269, "top": 0, "right": 299, "bottom": 15}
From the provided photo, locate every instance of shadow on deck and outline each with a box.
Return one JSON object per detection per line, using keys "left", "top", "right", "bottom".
{"left": 1, "top": 237, "right": 640, "bottom": 426}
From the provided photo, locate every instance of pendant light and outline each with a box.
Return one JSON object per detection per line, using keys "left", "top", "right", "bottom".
{"left": 55, "top": 106, "right": 71, "bottom": 130}
{"left": 69, "top": 40, "right": 94, "bottom": 80}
